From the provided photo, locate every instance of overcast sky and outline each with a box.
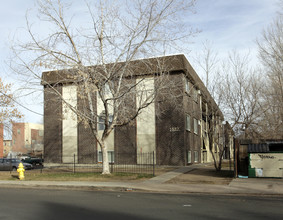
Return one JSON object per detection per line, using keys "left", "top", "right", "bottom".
{"left": 0, "top": 0, "right": 280, "bottom": 124}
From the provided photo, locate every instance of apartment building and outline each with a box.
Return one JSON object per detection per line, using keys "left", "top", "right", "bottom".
{"left": 42, "top": 54, "right": 233, "bottom": 165}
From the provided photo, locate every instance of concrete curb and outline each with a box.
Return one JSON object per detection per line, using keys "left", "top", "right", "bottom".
{"left": 0, "top": 179, "right": 283, "bottom": 195}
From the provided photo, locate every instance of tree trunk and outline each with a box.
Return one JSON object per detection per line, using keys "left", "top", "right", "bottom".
{"left": 216, "top": 156, "right": 222, "bottom": 171}
{"left": 101, "top": 142, "right": 110, "bottom": 174}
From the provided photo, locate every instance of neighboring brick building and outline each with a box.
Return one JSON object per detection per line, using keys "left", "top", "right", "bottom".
{"left": 3, "top": 140, "right": 12, "bottom": 157}
{"left": 42, "top": 54, "right": 233, "bottom": 165}
{"left": 11, "top": 123, "right": 43, "bottom": 155}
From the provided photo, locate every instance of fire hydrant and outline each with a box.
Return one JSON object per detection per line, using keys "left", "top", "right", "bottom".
{"left": 17, "top": 163, "right": 25, "bottom": 180}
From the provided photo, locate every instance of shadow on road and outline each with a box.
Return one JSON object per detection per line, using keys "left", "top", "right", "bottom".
{"left": 39, "top": 201, "right": 159, "bottom": 220}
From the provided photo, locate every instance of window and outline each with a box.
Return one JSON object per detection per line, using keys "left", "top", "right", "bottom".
{"left": 194, "top": 151, "right": 198, "bottom": 163}
{"left": 193, "top": 88, "right": 199, "bottom": 102}
{"left": 185, "top": 78, "right": 190, "bottom": 93}
{"left": 186, "top": 115, "right": 191, "bottom": 131}
{"left": 17, "top": 129, "right": 20, "bottom": 134}
{"left": 98, "top": 114, "right": 113, "bottom": 130}
{"left": 39, "top": 130, "right": 43, "bottom": 137}
{"left": 98, "top": 116, "right": 105, "bottom": 130}
{"left": 194, "top": 118, "right": 198, "bottom": 135}
{"left": 98, "top": 151, "right": 114, "bottom": 163}
{"left": 187, "top": 151, "right": 191, "bottom": 163}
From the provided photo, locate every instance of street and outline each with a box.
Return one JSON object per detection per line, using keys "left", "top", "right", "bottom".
{"left": 0, "top": 188, "right": 283, "bottom": 220}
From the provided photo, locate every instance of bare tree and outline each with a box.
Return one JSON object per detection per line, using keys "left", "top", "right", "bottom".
{"left": 257, "top": 9, "right": 283, "bottom": 138}
{"left": 206, "top": 51, "right": 263, "bottom": 170}
{"left": 193, "top": 42, "right": 232, "bottom": 171}
{"left": 194, "top": 44, "right": 265, "bottom": 169}
{"left": 11, "top": 0, "right": 198, "bottom": 174}
{"left": 219, "top": 51, "right": 264, "bottom": 139}
{"left": 193, "top": 40, "right": 219, "bottom": 92}
{"left": 0, "top": 78, "right": 23, "bottom": 137}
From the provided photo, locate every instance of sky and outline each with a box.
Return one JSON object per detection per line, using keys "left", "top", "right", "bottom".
{"left": 188, "top": 0, "right": 279, "bottom": 63}
{"left": 0, "top": 0, "right": 280, "bottom": 124}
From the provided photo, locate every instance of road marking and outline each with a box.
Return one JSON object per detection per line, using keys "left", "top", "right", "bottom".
{"left": 183, "top": 204, "right": 192, "bottom": 207}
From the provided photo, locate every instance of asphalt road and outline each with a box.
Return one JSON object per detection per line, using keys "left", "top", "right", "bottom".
{"left": 0, "top": 188, "right": 283, "bottom": 220}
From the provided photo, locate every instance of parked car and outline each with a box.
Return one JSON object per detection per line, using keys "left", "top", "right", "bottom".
{"left": 0, "top": 158, "right": 33, "bottom": 171}
{"left": 21, "top": 156, "right": 44, "bottom": 166}
{"left": 18, "top": 155, "right": 30, "bottom": 160}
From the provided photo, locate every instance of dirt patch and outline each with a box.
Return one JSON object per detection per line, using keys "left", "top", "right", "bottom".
{"left": 167, "top": 167, "right": 234, "bottom": 185}
{"left": 154, "top": 166, "right": 177, "bottom": 175}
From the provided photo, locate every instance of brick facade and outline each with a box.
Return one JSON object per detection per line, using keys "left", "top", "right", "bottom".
{"left": 44, "top": 86, "right": 62, "bottom": 162}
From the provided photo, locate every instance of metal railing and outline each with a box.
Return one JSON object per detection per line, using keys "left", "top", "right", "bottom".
{"left": 41, "top": 151, "right": 156, "bottom": 175}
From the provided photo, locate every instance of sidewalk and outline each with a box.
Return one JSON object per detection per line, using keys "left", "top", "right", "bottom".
{"left": 0, "top": 164, "right": 283, "bottom": 195}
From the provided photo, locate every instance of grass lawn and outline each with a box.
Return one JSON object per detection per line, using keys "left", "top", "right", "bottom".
{"left": 0, "top": 171, "right": 154, "bottom": 182}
